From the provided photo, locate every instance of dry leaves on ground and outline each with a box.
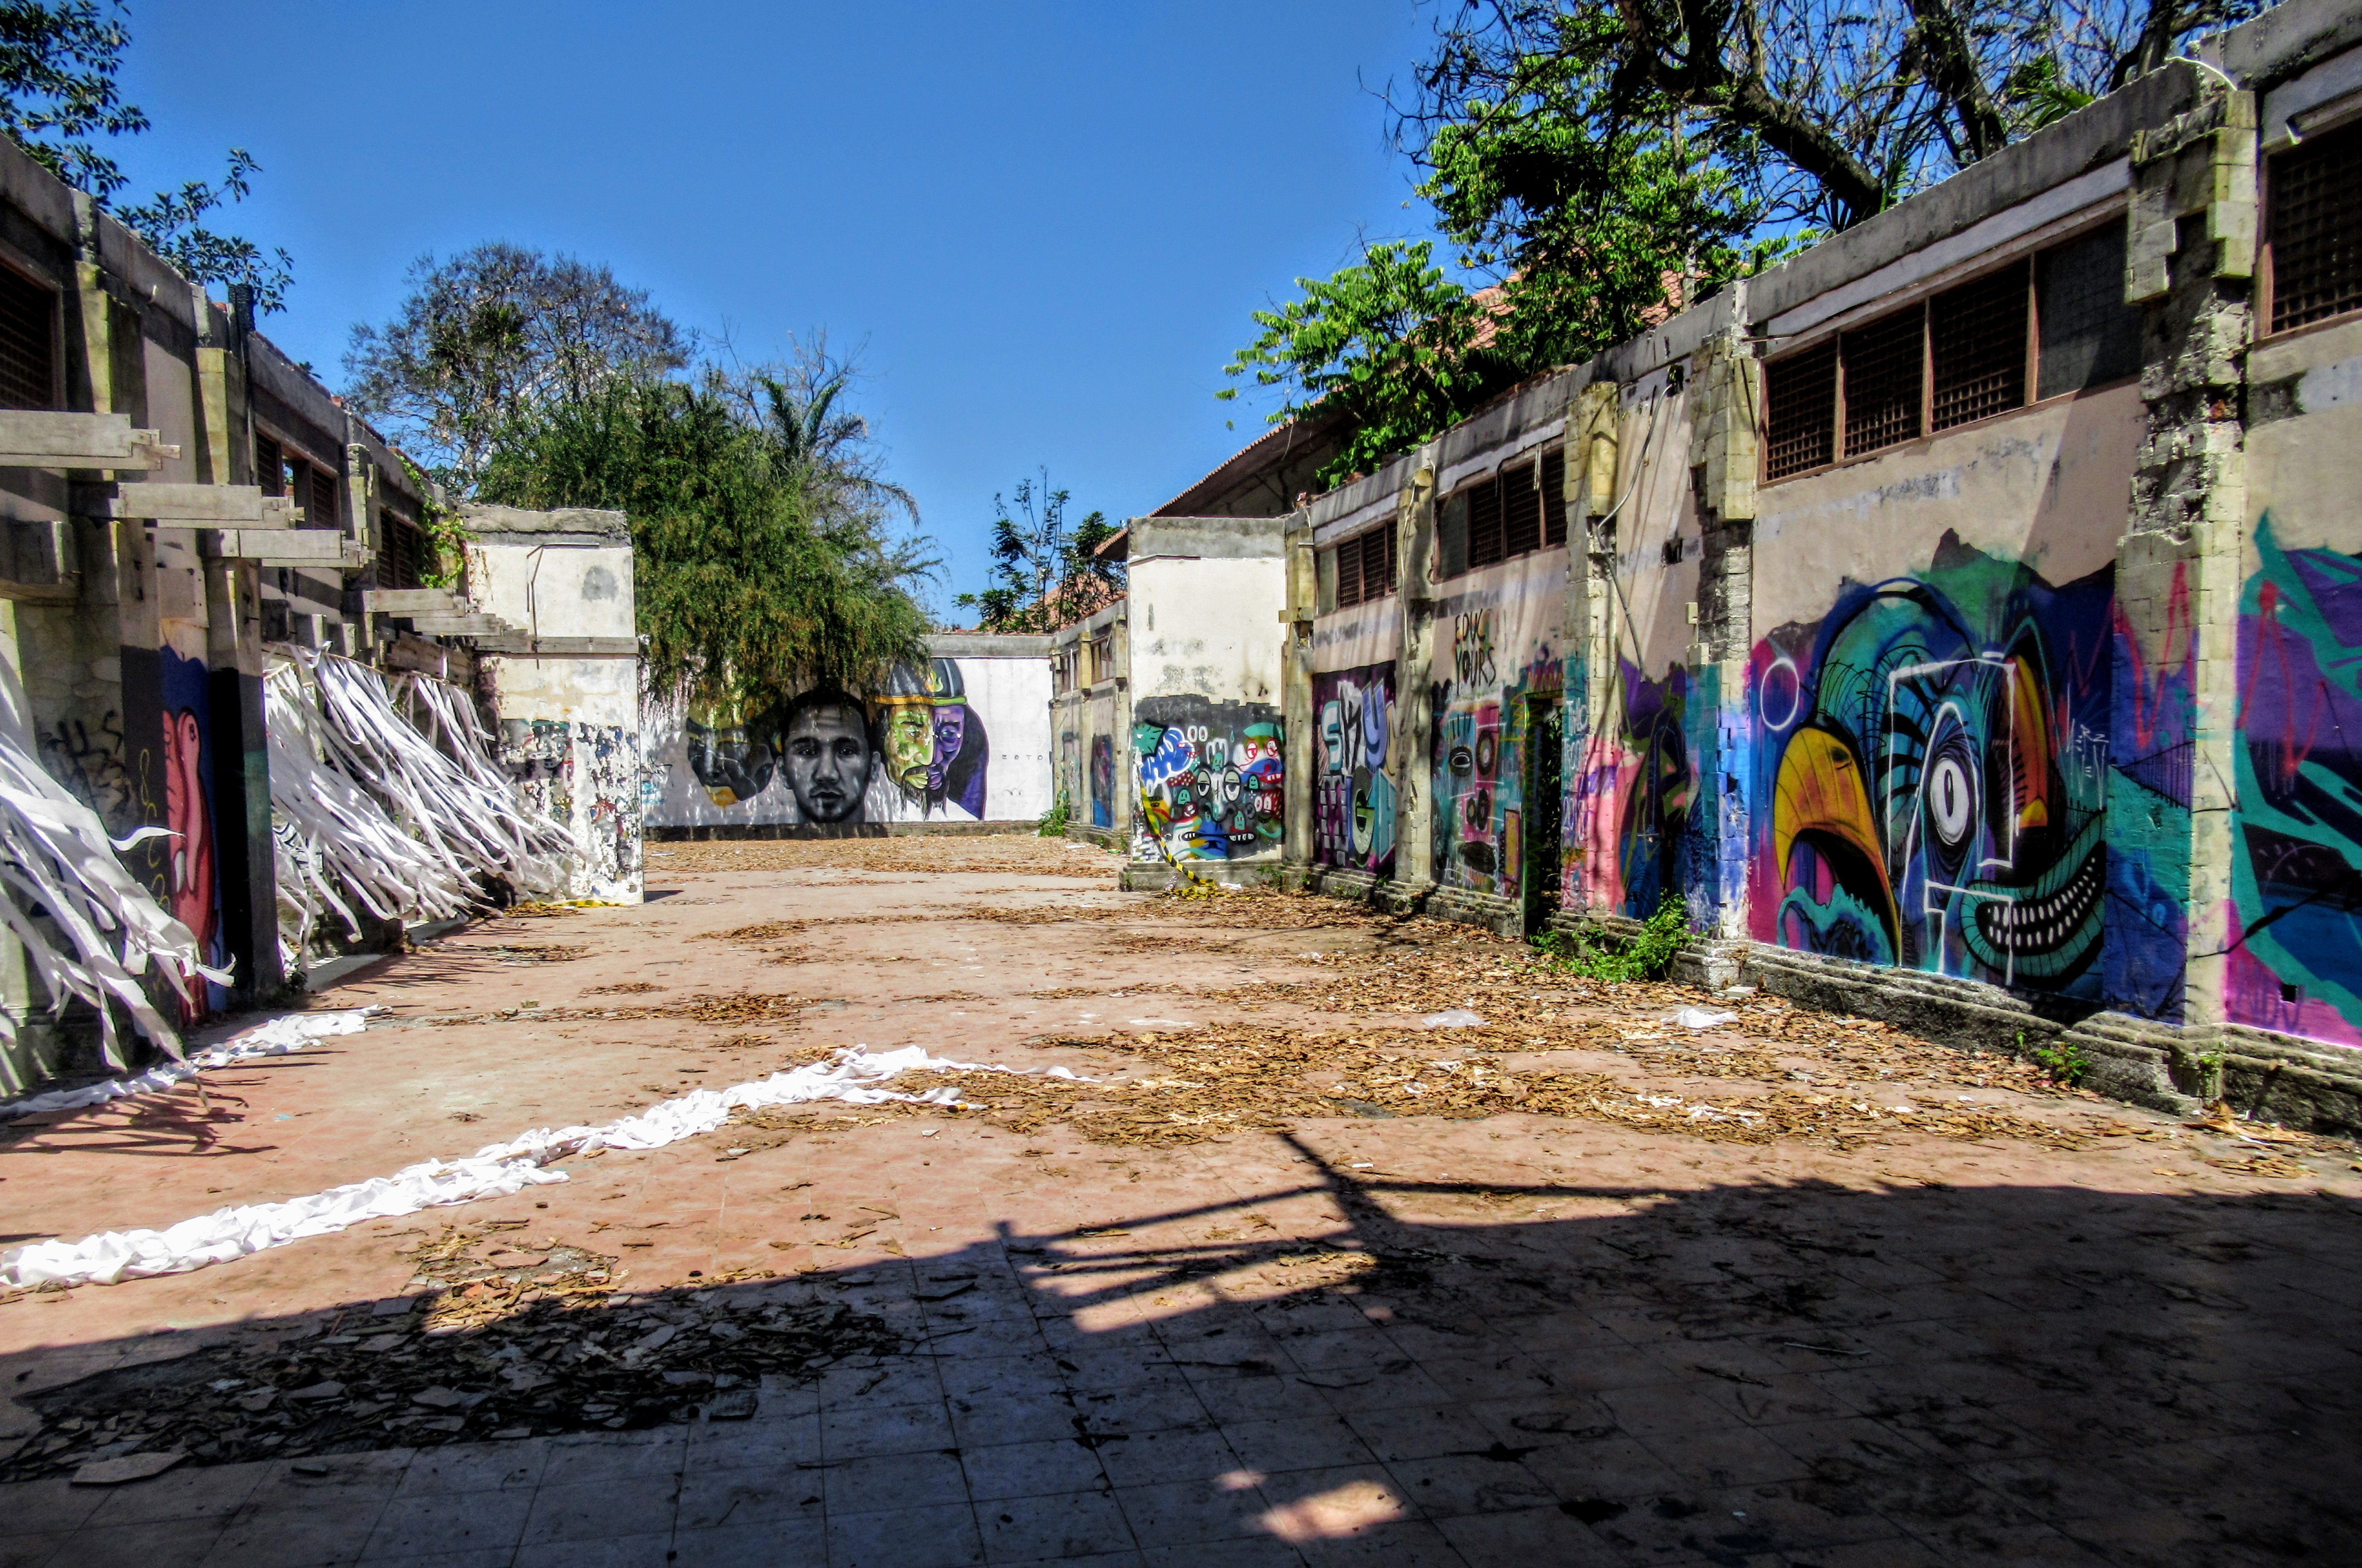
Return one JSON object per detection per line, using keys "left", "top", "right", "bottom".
{"left": 0, "top": 1230, "right": 902, "bottom": 1478}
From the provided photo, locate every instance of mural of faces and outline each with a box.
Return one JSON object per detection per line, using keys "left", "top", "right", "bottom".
{"left": 783, "top": 695, "right": 872, "bottom": 823}
{"left": 876, "top": 659, "right": 988, "bottom": 818}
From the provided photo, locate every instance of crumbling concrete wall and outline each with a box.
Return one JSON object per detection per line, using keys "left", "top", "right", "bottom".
{"left": 1121, "top": 516, "right": 1287, "bottom": 886}
{"left": 1271, "top": 0, "right": 2362, "bottom": 1132}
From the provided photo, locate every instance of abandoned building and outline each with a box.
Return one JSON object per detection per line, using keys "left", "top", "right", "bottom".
{"left": 1033, "top": 0, "right": 2362, "bottom": 1133}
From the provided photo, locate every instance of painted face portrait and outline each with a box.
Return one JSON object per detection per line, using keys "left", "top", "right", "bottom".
{"left": 783, "top": 697, "right": 872, "bottom": 823}
{"left": 929, "top": 704, "right": 967, "bottom": 792}
{"left": 685, "top": 716, "right": 775, "bottom": 808}
{"left": 879, "top": 700, "right": 934, "bottom": 795}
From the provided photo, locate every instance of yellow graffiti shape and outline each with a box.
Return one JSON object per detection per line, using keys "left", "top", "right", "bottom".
{"left": 1773, "top": 724, "right": 1897, "bottom": 941}
{"left": 2008, "top": 655, "right": 2052, "bottom": 832}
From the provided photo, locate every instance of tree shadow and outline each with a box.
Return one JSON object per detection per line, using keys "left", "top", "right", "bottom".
{"left": 4, "top": 1138, "right": 2358, "bottom": 1564}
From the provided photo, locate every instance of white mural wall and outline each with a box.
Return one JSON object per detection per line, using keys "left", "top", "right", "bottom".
{"left": 642, "top": 653, "right": 1053, "bottom": 830}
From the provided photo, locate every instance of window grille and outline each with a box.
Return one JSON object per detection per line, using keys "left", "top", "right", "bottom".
{"left": 1764, "top": 340, "right": 1837, "bottom": 480}
{"left": 1466, "top": 474, "right": 1506, "bottom": 568}
{"left": 1501, "top": 458, "right": 1542, "bottom": 557}
{"left": 1540, "top": 449, "right": 1568, "bottom": 546}
{"left": 1841, "top": 307, "right": 1924, "bottom": 456}
{"left": 1930, "top": 263, "right": 2028, "bottom": 430}
{"left": 255, "top": 436, "right": 284, "bottom": 496}
{"left": 1329, "top": 527, "right": 1397, "bottom": 610}
{"left": 2037, "top": 226, "right": 2141, "bottom": 398}
{"left": 0, "top": 267, "right": 54, "bottom": 411}
{"left": 1437, "top": 490, "right": 1469, "bottom": 579}
{"left": 381, "top": 513, "right": 426, "bottom": 589}
{"left": 310, "top": 466, "right": 341, "bottom": 533}
{"left": 2269, "top": 118, "right": 2362, "bottom": 333}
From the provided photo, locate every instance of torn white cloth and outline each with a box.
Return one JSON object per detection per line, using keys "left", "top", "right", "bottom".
{"left": 1672, "top": 1008, "right": 1739, "bottom": 1030}
{"left": 0, "top": 654, "right": 228, "bottom": 1066}
{"left": 0, "top": 1009, "right": 372, "bottom": 1122}
{"left": 0, "top": 1046, "right": 1079, "bottom": 1289}
{"left": 1421, "top": 1009, "right": 1486, "bottom": 1028}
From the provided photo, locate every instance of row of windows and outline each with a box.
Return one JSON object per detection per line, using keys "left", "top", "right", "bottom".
{"left": 1052, "top": 630, "right": 1118, "bottom": 694}
{"left": 1763, "top": 225, "right": 2142, "bottom": 481}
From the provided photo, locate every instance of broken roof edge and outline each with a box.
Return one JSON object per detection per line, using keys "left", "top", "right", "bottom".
{"left": 456, "top": 501, "right": 630, "bottom": 543}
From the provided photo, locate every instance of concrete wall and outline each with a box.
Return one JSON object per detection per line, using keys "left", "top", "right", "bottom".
{"left": 644, "top": 635, "right": 1054, "bottom": 835}
{"left": 1123, "top": 517, "right": 1287, "bottom": 876}
{"left": 1274, "top": 0, "right": 2362, "bottom": 1130}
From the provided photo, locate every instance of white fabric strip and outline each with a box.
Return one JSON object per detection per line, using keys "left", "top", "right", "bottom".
{"left": 0, "top": 1046, "right": 1081, "bottom": 1290}
{"left": 0, "top": 1009, "right": 372, "bottom": 1122}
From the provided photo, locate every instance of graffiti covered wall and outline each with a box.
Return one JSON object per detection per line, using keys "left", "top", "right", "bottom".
{"left": 1749, "top": 536, "right": 2114, "bottom": 997}
{"left": 1429, "top": 561, "right": 1565, "bottom": 902}
{"left": 1132, "top": 695, "right": 1284, "bottom": 862}
{"left": 1312, "top": 663, "right": 1397, "bottom": 876}
{"left": 645, "top": 654, "right": 1052, "bottom": 832}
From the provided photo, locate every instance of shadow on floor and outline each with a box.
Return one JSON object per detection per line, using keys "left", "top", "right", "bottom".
{"left": 3, "top": 1138, "right": 2358, "bottom": 1566}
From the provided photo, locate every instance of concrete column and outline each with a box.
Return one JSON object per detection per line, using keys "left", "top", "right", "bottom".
{"left": 1389, "top": 450, "right": 1440, "bottom": 903}
{"left": 1280, "top": 510, "right": 1315, "bottom": 872}
{"left": 2117, "top": 82, "right": 2258, "bottom": 1030}
{"left": 1682, "top": 317, "right": 1761, "bottom": 956}
{"left": 205, "top": 555, "right": 281, "bottom": 1005}
{"left": 1566, "top": 379, "right": 1619, "bottom": 921}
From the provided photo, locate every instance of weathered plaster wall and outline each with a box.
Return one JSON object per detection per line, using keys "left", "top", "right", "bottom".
{"left": 1126, "top": 535, "right": 1287, "bottom": 865}
{"left": 2230, "top": 317, "right": 2362, "bottom": 1045}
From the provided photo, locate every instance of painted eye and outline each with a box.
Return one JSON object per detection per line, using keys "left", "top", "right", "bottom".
{"left": 1929, "top": 753, "right": 1976, "bottom": 849}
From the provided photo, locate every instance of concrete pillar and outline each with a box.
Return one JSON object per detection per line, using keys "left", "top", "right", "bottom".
{"left": 1280, "top": 510, "right": 1315, "bottom": 873}
{"left": 1682, "top": 315, "right": 1761, "bottom": 956}
{"left": 2116, "top": 82, "right": 2258, "bottom": 1030}
{"left": 1389, "top": 451, "right": 1440, "bottom": 904}
{"left": 1565, "top": 379, "right": 1619, "bottom": 920}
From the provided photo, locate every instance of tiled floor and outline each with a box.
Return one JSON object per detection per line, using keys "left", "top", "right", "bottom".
{"left": 6, "top": 1168, "right": 2360, "bottom": 1568}
{"left": 3, "top": 845, "right": 2358, "bottom": 1565}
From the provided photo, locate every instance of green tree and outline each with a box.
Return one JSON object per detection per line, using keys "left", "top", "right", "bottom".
{"left": 1226, "top": 0, "right": 2269, "bottom": 487}
{"left": 478, "top": 371, "right": 935, "bottom": 714}
{"left": 344, "top": 242, "right": 690, "bottom": 494}
{"left": 954, "top": 471, "right": 1122, "bottom": 633}
{"left": 0, "top": 1, "right": 292, "bottom": 308}
{"left": 1219, "top": 240, "right": 1514, "bottom": 490}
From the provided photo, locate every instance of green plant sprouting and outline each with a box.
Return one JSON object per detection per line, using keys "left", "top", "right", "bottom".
{"left": 1529, "top": 892, "right": 1689, "bottom": 982}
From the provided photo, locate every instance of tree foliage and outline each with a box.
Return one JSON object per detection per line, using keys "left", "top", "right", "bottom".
{"left": 1228, "top": 0, "right": 2269, "bottom": 488}
{"left": 954, "top": 471, "right": 1122, "bottom": 633}
{"left": 0, "top": 1, "right": 292, "bottom": 308}
{"left": 477, "top": 364, "right": 934, "bottom": 714}
{"left": 344, "top": 243, "right": 691, "bottom": 495}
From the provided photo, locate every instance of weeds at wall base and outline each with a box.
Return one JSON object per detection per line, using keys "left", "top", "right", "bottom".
{"left": 1530, "top": 896, "right": 1691, "bottom": 983}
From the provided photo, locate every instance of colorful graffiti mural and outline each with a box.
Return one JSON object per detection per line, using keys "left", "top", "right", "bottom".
{"left": 1749, "top": 533, "right": 2112, "bottom": 997}
{"left": 1132, "top": 696, "right": 1283, "bottom": 861}
{"left": 1089, "top": 735, "right": 1114, "bottom": 829}
{"left": 1573, "top": 661, "right": 1694, "bottom": 920}
{"left": 1312, "top": 662, "right": 1397, "bottom": 876}
{"left": 159, "top": 650, "right": 223, "bottom": 1018}
{"left": 1429, "top": 600, "right": 1561, "bottom": 900}
{"left": 2108, "top": 558, "right": 2197, "bottom": 1020}
{"left": 875, "top": 660, "right": 989, "bottom": 819}
{"left": 2228, "top": 517, "right": 2362, "bottom": 1045}
{"left": 665, "top": 658, "right": 1016, "bottom": 826}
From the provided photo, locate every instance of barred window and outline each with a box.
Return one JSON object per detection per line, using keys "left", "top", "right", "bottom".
{"left": 1500, "top": 458, "right": 1543, "bottom": 558}
{"left": 0, "top": 266, "right": 55, "bottom": 411}
{"left": 1764, "top": 341, "right": 1838, "bottom": 480}
{"left": 310, "top": 466, "right": 341, "bottom": 533}
{"left": 1841, "top": 307, "right": 1924, "bottom": 456}
{"left": 1466, "top": 472, "right": 1506, "bottom": 569}
{"left": 255, "top": 435, "right": 284, "bottom": 496}
{"left": 1931, "top": 263, "right": 2028, "bottom": 430}
{"left": 2268, "top": 118, "right": 2362, "bottom": 333}
{"left": 1326, "top": 526, "right": 1397, "bottom": 610}
{"left": 2037, "top": 225, "right": 2142, "bottom": 397}
{"left": 1541, "top": 448, "right": 1568, "bottom": 546}
{"left": 380, "top": 511, "right": 428, "bottom": 589}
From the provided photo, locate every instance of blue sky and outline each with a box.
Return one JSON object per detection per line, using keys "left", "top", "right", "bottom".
{"left": 109, "top": 2, "right": 1448, "bottom": 618}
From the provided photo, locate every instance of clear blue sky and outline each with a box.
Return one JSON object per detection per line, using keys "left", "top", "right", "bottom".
{"left": 109, "top": 2, "right": 1448, "bottom": 620}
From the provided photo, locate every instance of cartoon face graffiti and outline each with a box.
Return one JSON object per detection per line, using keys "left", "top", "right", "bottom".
{"left": 683, "top": 685, "right": 778, "bottom": 809}
{"left": 1132, "top": 702, "right": 1284, "bottom": 861}
{"left": 782, "top": 691, "right": 873, "bottom": 823}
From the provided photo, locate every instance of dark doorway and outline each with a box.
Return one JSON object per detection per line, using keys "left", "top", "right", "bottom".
{"left": 1523, "top": 693, "right": 1563, "bottom": 936}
